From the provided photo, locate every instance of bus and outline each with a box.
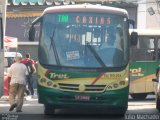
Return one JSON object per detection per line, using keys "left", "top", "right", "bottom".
{"left": 28, "top": 4, "right": 137, "bottom": 115}
{"left": 130, "top": 29, "right": 160, "bottom": 99}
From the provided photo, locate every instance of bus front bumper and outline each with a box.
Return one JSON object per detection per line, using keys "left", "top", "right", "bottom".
{"left": 38, "top": 86, "right": 129, "bottom": 109}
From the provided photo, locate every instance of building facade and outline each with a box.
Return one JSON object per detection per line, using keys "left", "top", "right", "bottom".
{"left": 146, "top": 0, "right": 160, "bottom": 29}
{"left": 135, "top": 0, "right": 160, "bottom": 29}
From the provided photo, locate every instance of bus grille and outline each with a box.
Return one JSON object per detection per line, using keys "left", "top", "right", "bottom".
{"left": 58, "top": 83, "right": 106, "bottom": 92}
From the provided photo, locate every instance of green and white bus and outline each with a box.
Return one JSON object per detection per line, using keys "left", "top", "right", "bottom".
{"left": 29, "top": 4, "right": 137, "bottom": 115}
{"left": 130, "top": 29, "right": 160, "bottom": 99}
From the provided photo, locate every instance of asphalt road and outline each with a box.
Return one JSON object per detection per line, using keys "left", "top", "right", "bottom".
{"left": 0, "top": 95, "right": 160, "bottom": 120}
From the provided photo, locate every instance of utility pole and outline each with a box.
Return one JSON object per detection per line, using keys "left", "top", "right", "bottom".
{"left": 0, "top": 0, "right": 7, "bottom": 97}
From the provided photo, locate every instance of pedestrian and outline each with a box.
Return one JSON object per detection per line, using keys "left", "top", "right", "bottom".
{"left": 156, "top": 65, "right": 160, "bottom": 80}
{"left": 21, "top": 53, "right": 36, "bottom": 98}
{"left": 8, "top": 54, "right": 29, "bottom": 112}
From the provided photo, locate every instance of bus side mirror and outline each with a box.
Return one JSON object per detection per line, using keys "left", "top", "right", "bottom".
{"left": 152, "top": 78, "right": 158, "bottom": 82}
{"left": 29, "top": 26, "right": 35, "bottom": 41}
{"left": 130, "top": 31, "right": 138, "bottom": 46}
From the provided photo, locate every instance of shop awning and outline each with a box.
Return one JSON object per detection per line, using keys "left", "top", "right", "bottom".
{"left": 4, "top": 36, "right": 18, "bottom": 48}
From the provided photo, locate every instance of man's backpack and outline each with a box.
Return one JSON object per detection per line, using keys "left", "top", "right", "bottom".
{"left": 25, "top": 61, "right": 33, "bottom": 75}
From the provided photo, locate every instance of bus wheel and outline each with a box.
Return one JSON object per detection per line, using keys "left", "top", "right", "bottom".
{"left": 130, "top": 93, "right": 147, "bottom": 100}
{"left": 44, "top": 104, "right": 55, "bottom": 115}
{"left": 117, "top": 111, "right": 126, "bottom": 117}
{"left": 156, "top": 96, "right": 160, "bottom": 112}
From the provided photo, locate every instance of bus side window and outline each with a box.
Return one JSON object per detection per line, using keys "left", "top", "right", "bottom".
{"left": 130, "top": 38, "right": 145, "bottom": 61}
{"left": 147, "top": 38, "right": 155, "bottom": 60}
{"left": 130, "top": 37, "right": 155, "bottom": 61}
{"left": 158, "top": 38, "right": 160, "bottom": 60}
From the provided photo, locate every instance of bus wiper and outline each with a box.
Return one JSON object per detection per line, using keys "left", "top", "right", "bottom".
{"left": 86, "top": 42, "right": 106, "bottom": 67}
{"left": 50, "top": 29, "right": 60, "bottom": 65}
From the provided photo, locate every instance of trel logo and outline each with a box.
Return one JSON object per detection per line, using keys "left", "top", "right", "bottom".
{"left": 45, "top": 70, "right": 69, "bottom": 80}
{"left": 130, "top": 68, "right": 144, "bottom": 77}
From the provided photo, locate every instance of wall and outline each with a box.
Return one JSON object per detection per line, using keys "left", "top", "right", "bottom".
{"left": 137, "top": 0, "right": 160, "bottom": 29}
{"left": 146, "top": 0, "right": 160, "bottom": 29}
{"left": 6, "top": 17, "right": 40, "bottom": 42}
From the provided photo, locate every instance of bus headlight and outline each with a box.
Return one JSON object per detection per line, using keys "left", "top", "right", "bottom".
{"left": 113, "top": 83, "right": 118, "bottom": 88}
{"left": 106, "top": 80, "right": 126, "bottom": 91}
{"left": 39, "top": 77, "right": 59, "bottom": 89}
{"left": 107, "top": 86, "right": 112, "bottom": 90}
{"left": 119, "top": 81, "right": 125, "bottom": 85}
{"left": 38, "top": 75, "right": 41, "bottom": 79}
{"left": 47, "top": 81, "right": 53, "bottom": 86}
{"left": 53, "top": 83, "right": 59, "bottom": 89}
{"left": 40, "top": 78, "right": 46, "bottom": 83}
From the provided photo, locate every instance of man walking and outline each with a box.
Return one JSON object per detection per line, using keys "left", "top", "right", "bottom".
{"left": 8, "top": 54, "right": 29, "bottom": 112}
{"left": 21, "top": 53, "right": 36, "bottom": 98}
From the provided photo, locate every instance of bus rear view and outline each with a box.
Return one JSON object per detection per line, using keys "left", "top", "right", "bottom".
{"left": 29, "top": 4, "right": 137, "bottom": 115}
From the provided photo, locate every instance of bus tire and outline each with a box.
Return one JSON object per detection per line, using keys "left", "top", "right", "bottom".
{"left": 110, "top": 107, "right": 126, "bottom": 117}
{"left": 130, "top": 93, "right": 147, "bottom": 100}
{"left": 117, "top": 112, "right": 126, "bottom": 117}
{"left": 156, "top": 96, "right": 160, "bottom": 112}
{"left": 44, "top": 104, "right": 55, "bottom": 115}
{"left": 117, "top": 108, "right": 127, "bottom": 117}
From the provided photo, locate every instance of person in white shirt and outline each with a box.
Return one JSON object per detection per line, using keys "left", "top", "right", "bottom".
{"left": 98, "top": 31, "right": 123, "bottom": 66}
{"left": 8, "top": 54, "right": 29, "bottom": 112}
{"left": 100, "top": 31, "right": 123, "bottom": 50}
{"left": 100, "top": 33, "right": 116, "bottom": 50}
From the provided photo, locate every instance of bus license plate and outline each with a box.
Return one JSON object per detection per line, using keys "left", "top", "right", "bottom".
{"left": 75, "top": 94, "right": 90, "bottom": 101}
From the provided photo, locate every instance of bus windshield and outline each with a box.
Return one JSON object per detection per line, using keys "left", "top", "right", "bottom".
{"left": 39, "top": 13, "right": 129, "bottom": 68}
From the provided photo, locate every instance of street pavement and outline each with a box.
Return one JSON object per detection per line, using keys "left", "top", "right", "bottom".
{"left": 0, "top": 94, "right": 156, "bottom": 114}
{"left": 0, "top": 95, "right": 43, "bottom": 114}
{"left": 0, "top": 94, "right": 160, "bottom": 120}
{"left": 0, "top": 95, "right": 157, "bottom": 114}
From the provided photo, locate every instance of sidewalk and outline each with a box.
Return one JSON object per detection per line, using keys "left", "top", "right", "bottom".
{"left": 0, "top": 89, "right": 38, "bottom": 101}
{"left": 0, "top": 95, "right": 42, "bottom": 114}
{"left": 0, "top": 95, "right": 38, "bottom": 102}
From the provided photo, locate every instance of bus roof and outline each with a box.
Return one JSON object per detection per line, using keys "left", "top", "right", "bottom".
{"left": 129, "top": 29, "right": 160, "bottom": 36}
{"left": 4, "top": 52, "right": 22, "bottom": 58}
{"left": 42, "top": 4, "right": 128, "bottom": 17}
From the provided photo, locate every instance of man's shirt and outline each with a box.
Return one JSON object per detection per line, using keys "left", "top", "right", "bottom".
{"left": 21, "top": 58, "right": 36, "bottom": 74}
{"left": 21, "top": 58, "right": 35, "bottom": 64}
{"left": 8, "top": 62, "right": 29, "bottom": 85}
